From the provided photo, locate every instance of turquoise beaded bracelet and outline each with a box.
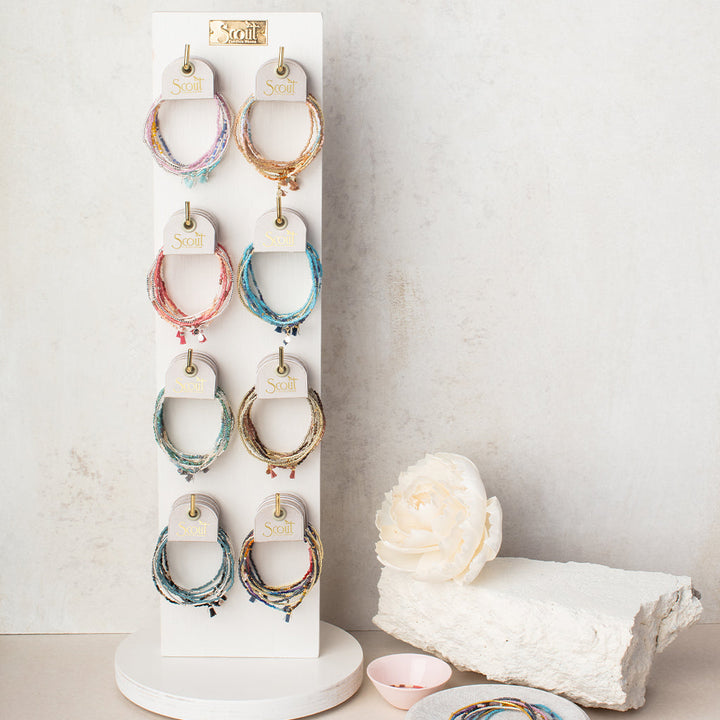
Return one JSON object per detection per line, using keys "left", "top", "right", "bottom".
{"left": 153, "top": 386, "right": 234, "bottom": 480}
{"left": 152, "top": 525, "right": 235, "bottom": 617}
{"left": 236, "top": 242, "right": 322, "bottom": 336}
{"left": 450, "top": 698, "right": 563, "bottom": 720}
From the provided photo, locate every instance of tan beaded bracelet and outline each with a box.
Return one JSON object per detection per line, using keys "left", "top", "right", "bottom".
{"left": 237, "top": 387, "right": 325, "bottom": 478}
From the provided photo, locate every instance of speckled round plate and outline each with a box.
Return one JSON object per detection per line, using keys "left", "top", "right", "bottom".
{"left": 406, "top": 684, "right": 590, "bottom": 720}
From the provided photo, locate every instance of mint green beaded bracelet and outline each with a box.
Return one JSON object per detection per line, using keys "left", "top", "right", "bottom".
{"left": 153, "top": 386, "right": 234, "bottom": 481}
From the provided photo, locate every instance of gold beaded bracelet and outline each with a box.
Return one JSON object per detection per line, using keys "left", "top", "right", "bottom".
{"left": 233, "top": 94, "right": 324, "bottom": 191}
{"left": 237, "top": 387, "right": 325, "bottom": 478}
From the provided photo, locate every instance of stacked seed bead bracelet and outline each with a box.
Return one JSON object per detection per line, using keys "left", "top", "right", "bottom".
{"left": 147, "top": 243, "right": 234, "bottom": 344}
{"left": 154, "top": 387, "right": 234, "bottom": 480}
{"left": 239, "top": 524, "right": 323, "bottom": 621}
{"left": 152, "top": 525, "right": 235, "bottom": 617}
{"left": 237, "top": 387, "right": 325, "bottom": 477}
{"left": 144, "top": 93, "right": 232, "bottom": 186}
{"left": 450, "top": 699, "right": 563, "bottom": 720}
{"left": 237, "top": 242, "right": 322, "bottom": 335}
{"left": 233, "top": 94, "right": 324, "bottom": 191}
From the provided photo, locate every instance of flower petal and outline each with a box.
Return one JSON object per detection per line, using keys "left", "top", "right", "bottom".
{"left": 376, "top": 542, "right": 423, "bottom": 572}
{"left": 456, "top": 497, "right": 503, "bottom": 584}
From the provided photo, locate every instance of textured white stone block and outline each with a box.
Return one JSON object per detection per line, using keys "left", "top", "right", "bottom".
{"left": 374, "top": 558, "right": 702, "bottom": 710}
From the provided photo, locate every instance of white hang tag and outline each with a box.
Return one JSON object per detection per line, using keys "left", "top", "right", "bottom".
{"left": 255, "top": 58, "right": 307, "bottom": 102}
{"left": 161, "top": 57, "right": 215, "bottom": 100}
{"left": 163, "top": 208, "right": 217, "bottom": 255}
{"left": 256, "top": 352, "right": 308, "bottom": 400}
{"left": 254, "top": 493, "right": 307, "bottom": 543}
{"left": 168, "top": 493, "right": 220, "bottom": 543}
{"left": 165, "top": 352, "right": 218, "bottom": 399}
{"left": 253, "top": 208, "right": 306, "bottom": 253}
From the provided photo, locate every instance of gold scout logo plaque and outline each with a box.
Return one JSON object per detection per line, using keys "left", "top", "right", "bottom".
{"left": 209, "top": 20, "right": 267, "bottom": 46}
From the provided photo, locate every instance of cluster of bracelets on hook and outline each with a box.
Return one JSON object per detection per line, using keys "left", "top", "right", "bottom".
{"left": 239, "top": 524, "right": 323, "bottom": 622}
{"left": 154, "top": 387, "right": 235, "bottom": 480}
{"left": 237, "top": 242, "right": 322, "bottom": 335}
{"left": 152, "top": 526, "right": 235, "bottom": 617}
{"left": 233, "top": 94, "right": 324, "bottom": 191}
{"left": 147, "top": 243, "right": 234, "bottom": 344}
{"left": 450, "top": 699, "right": 564, "bottom": 720}
{"left": 144, "top": 93, "right": 233, "bottom": 187}
{"left": 237, "top": 387, "right": 325, "bottom": 478}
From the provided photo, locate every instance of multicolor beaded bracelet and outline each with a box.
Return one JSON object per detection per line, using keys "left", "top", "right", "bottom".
{"left": 153, "top": 387, "right": 234, "bottom": 480}
{"left": 233, "top": 94, "right": 324, "bottom": 191}
{"left": 147, "top": 243, "right": 234, "bottom": 344}
{"left": 144, "top": 93, "right": 232, "bottom": 186}
{"left": 450, "top": 698, "right": 564, "bottom": 720}
{"left": 237, "top": 387, "right": 325, "bottom": 478}
{"left": 236, "top": 242, "right": 322, "bottom": 336}
{"left": 238, "top": 524, "right": 323, "bottom": 621}
{"left": 152, "top": 525, "right": 235, "bottom": 617}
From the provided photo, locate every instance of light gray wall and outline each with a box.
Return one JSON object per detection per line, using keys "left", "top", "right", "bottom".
{"left": 2, "top": 0, "right": 718, "bottom": 632}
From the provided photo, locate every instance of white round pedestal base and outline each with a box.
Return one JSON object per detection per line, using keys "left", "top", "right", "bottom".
{"left": 115, "top": 621, "right": 363, "bottom": 720}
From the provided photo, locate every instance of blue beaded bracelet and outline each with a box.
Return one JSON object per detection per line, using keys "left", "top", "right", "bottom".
{"left": 152, "top": 525, "right": 235, "bottom": 617}
{"left": 153, "top": 386, "right": 234, "bottom": 481}
{"left": 450, "top": 698, "right": 563, "bottom": 720}
{"left": 236, "top": 242, "right": 322, "bottom": 335}
{"left": 238, "top": 523, "right": 323, "bottom": 622}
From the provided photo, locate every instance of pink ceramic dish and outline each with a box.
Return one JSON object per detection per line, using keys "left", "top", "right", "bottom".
{"left": 366, "top": 653, "right": 453, "bottom": 710}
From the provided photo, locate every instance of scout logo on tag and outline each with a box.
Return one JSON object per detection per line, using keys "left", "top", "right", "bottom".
{"left": 255, "top": 49, "right": 307, "bottom": 103}
{"left": 256, "top": 350, "right": 308, "bottom": 400}
{"left": 168, "top": 494, "right": 221, "bottom": 543}
{"left": 163, "top": 204, "right": 217, "bottom": 255}
{"left": 161, "top": 49, "right": 215, "bottom": 100}
{"left": 165, "top": 351, "right": 218, "bottom": 400}
{"left": 254, "top": 493, "right": 307, "bottom": 543}
{"left": 253, "top": 208, "right": 306, "bottom": 253}
{"left": 209, "top": 20, "right": 267, "bottom": 45}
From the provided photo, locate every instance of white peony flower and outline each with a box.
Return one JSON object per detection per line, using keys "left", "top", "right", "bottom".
{"left": 375, "top": 453, "right": 502, "bottom": 584}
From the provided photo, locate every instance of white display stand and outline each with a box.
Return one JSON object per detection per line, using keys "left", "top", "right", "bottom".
{"left": 116, "top": 11, "right": 362, "bottom": 720}
{"left": 153, "top": 10, "right": 323, "bottom": 659}
{"left": 115, "top": 621, "right": 364, "bottom": 720}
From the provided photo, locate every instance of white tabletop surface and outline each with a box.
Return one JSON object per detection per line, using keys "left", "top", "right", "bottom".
{"left": 1, "top": 626, "right": 717, "bottom": 719}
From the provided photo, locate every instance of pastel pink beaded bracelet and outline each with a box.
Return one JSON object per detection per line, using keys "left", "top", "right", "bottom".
{"left": 144, "top": 93, "right": 232, "bottom": 187}
{"left": 147, "top": 243, "right": 233, "bottom": 343}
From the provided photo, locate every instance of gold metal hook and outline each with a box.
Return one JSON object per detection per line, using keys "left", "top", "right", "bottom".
{"left": 189, "top": 494, "right": 198, "bottom": 519}
{"left": 277, "top": 346, "right": 289, "bottom": 376}
{"left": 276, "top": 46, "right": 289, "bottom": 78}
{"left": 183, "top": 201, "right": 196, "bottom": 231}
{"left": 185, "top": 348, "right": 197, "bottom": 376}
{"left": 182, "top": 44, "right": 193, "bottom": 75}
{"left": 274, "top": 493, "right": 283, "bottom": 519}
{"left": 275, "top": 187, "right": 287, "bottom": 229}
